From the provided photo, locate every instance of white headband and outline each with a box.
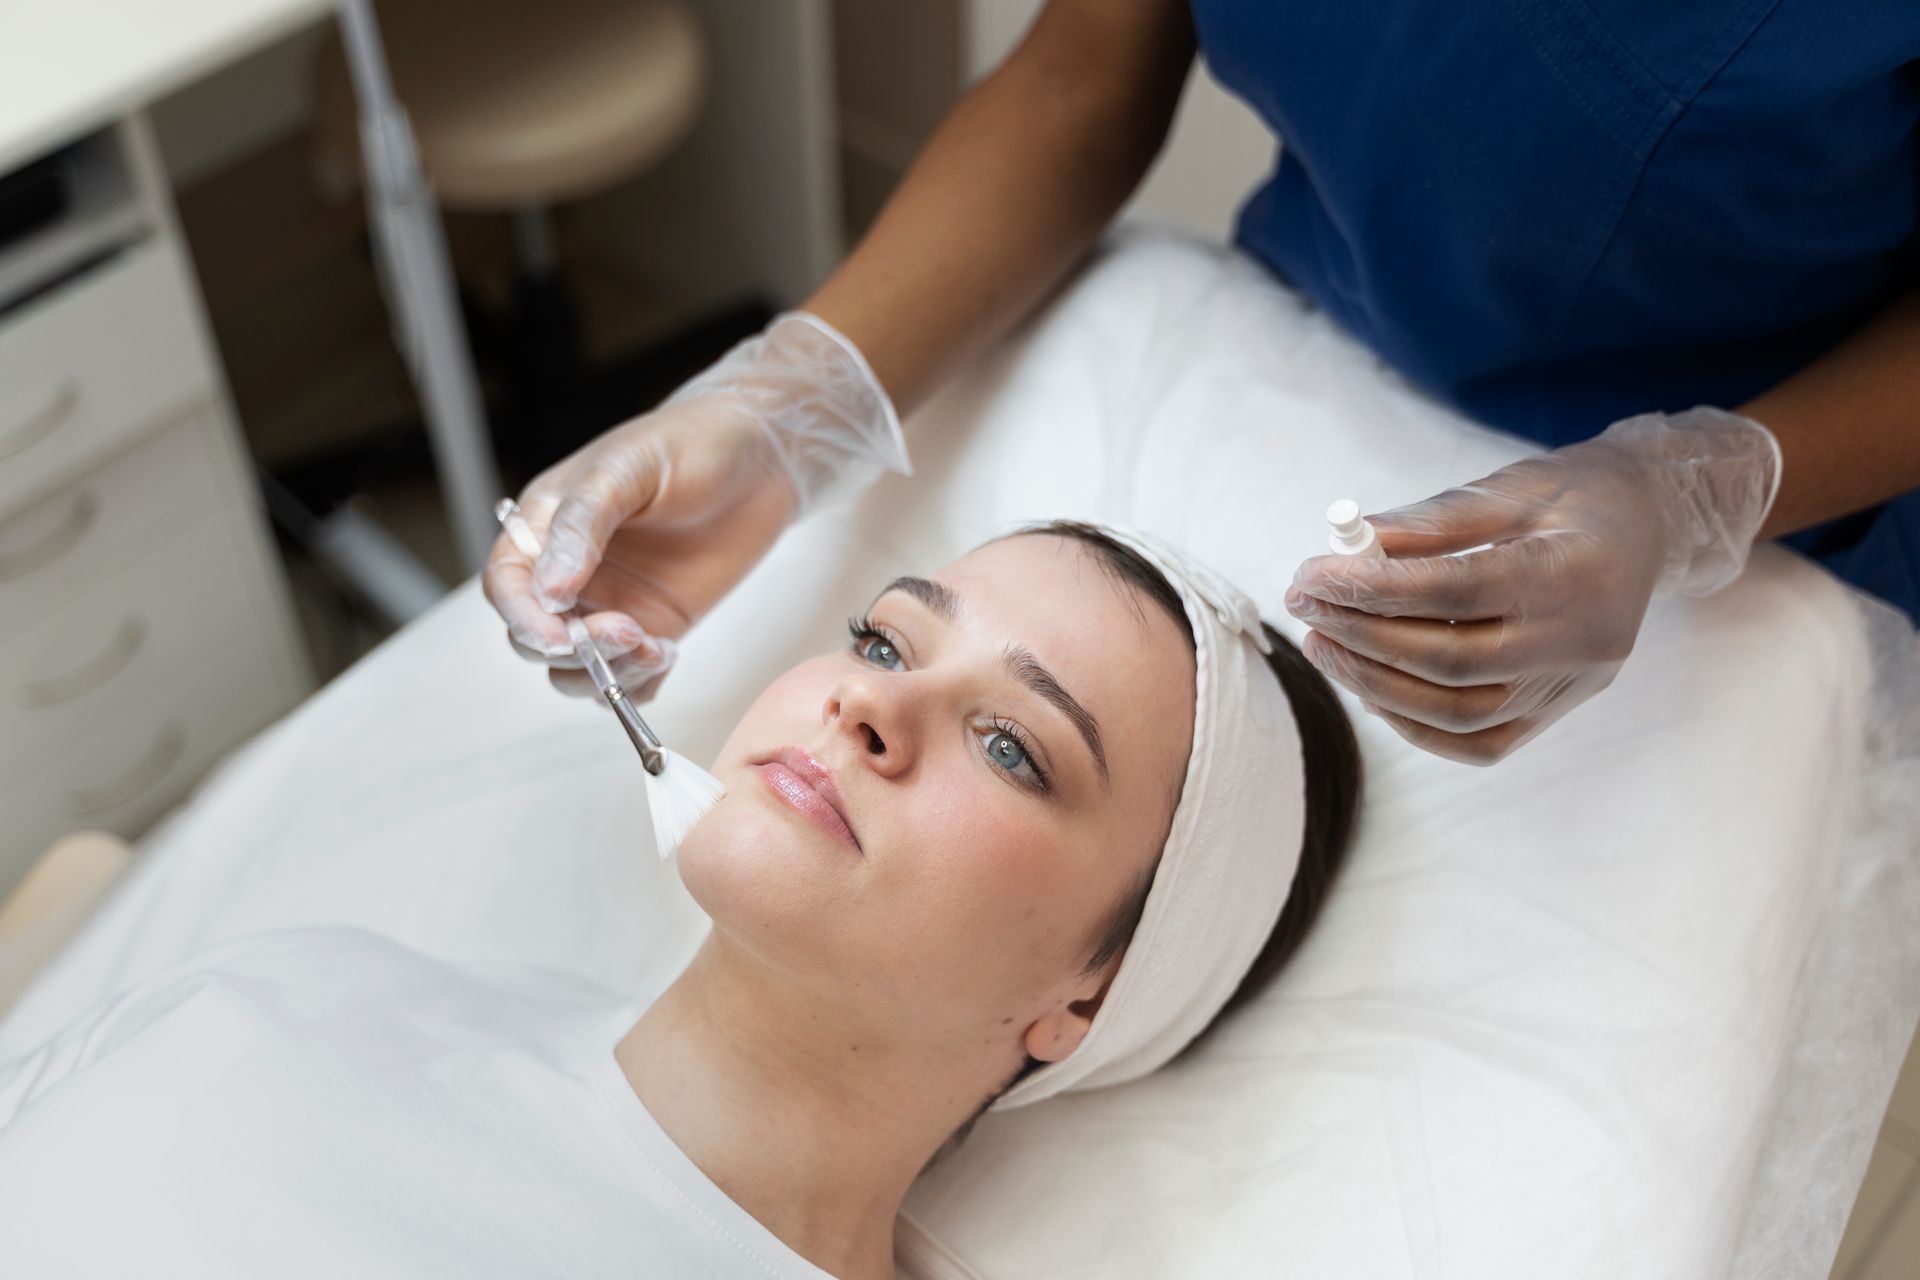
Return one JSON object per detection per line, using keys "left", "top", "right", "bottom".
{"left": 992, "top": 526, "right": 1307, "bottom": 1111}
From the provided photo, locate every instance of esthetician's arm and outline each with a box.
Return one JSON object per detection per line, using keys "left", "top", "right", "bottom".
{"left": 1740, "top": 282, "right": 1920, "bottom": 541}
{"left": 803, "top": 0, "right": 1197, "bottom": 413}
{"left": 484, "top": 0, "right": 1198, "bottom": 697}
{"left": 1284, "top": 280, "right": 1920, "bottom": 767}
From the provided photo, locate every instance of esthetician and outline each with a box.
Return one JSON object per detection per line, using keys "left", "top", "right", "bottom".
{"left": 485, "top": 0, "right": 1920, "bottom": 764}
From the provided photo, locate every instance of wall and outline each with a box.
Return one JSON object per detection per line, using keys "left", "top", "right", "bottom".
{"left": 569, "top": 0, "right": 840, "bottom": 310}
{"left": 964, "top": 0, "right": 1273, "bottom": 241}
{"left": 149, "top": 26, "right": 327, "bottom": 188}
{"left": 830, "top": 0, "right": 962, "bottom": 238}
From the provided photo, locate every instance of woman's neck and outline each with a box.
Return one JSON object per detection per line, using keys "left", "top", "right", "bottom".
{"left": 615, "top": 935, "right": 991, "bottom": 1279}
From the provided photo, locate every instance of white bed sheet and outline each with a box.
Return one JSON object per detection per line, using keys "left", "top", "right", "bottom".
{"left": 3, "top": 231, "right": 1916, "bottom": 1279}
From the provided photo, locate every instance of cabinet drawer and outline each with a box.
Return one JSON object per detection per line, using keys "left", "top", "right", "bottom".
{"left": 0, "top": 624, "right": 290, "bottom": 892}
{"left": 0, "top": 506, "right": 280, "bottom": 783}
{"left": 0, "top": 409, "right": 230, "bottom": 644}
{"left": 0, "top": 240, "right": 219, "bottom": 515}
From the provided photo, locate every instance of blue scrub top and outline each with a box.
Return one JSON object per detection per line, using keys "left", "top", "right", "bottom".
{"left": 1190, "top": 0, "right": 1920, "bottom": 623}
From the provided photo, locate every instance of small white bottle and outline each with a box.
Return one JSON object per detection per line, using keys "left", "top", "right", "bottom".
{"left": 1326, "top": 498, "right": 1387, "bottom": 559}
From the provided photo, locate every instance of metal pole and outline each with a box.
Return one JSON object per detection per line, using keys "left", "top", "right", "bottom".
{"left": 335, "top": 0, "right": 504, "bottom": 572}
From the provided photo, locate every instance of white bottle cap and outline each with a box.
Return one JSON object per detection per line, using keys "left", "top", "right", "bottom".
{"left": 1326, "top": 497, "right": 1385, "bottom": 558}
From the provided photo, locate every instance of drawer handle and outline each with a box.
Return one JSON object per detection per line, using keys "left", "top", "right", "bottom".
{"left": 70, "top": 722, "right": 185, "bottom": 815}
{"left": 0, "top": 491, "right": 98, "bottom": 581}
{"left": 0, "top": 381, "right": 80, "bottom": 460}
{"left": 23, "top": 617, "right": 147, "bottom": 707}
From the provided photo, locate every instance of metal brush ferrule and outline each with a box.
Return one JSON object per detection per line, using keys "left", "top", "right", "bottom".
{"left": 603, "top": 684, "right": 666, "bottom": 775}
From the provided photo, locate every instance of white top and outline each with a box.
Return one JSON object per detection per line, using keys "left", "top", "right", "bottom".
{"left": 0, "top": 928, "right": 836, "bottom": 1279}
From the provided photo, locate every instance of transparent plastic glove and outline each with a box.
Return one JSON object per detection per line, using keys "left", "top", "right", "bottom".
{"left": 482, "top": 311, "right": 910, "bottom": 700}
{"left": 1284, "top": 406, "right": 1783, "bottom": 765}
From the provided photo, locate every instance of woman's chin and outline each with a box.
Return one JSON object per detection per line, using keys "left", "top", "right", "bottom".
{"left": 673, "top": 803, "right": 844, "bottom": 946}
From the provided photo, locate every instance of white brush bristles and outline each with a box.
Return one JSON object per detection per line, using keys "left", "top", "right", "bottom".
{"left": 644, "top": 748, "right": 727, "bottom": 861}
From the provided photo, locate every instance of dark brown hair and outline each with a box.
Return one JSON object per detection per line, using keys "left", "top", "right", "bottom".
{"left": 1004, "top": 522, "right": 1363, "bottom": 1074}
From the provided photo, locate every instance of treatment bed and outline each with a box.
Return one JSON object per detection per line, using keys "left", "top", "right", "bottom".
{"left": 3, "top": 230, "right": 1916, "bottom": 1278}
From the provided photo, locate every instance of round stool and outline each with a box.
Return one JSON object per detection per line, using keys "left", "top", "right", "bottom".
{"left": 312, "top": 0, "right": 706, "bottom": 213}
{"left": 311, "top": 0, "right": 708, "bottom": 454}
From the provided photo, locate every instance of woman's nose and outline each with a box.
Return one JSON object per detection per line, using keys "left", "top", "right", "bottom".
{"left": 824, "top": 673, "right": 915, "bottom": 777}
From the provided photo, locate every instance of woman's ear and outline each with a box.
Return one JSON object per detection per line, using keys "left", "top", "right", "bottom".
{"left": 1021, "top": 953, "right": 1124, "bottom": 1065}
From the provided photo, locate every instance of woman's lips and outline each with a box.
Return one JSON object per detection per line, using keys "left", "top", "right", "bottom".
{"left": 752, "top": 748, "right": 859, "bottom": 852}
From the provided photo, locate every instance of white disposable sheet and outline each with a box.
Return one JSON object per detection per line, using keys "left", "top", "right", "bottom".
{"left": 3, "top": 231, "right": 1915, "bottom": 1279}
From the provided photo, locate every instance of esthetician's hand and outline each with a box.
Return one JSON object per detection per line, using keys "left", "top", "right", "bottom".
{"left": 1284, "top": 407, "right": 1782, "bottom": 765}
{"left": 483, "top": 312, "right": 910, "bottom": 700}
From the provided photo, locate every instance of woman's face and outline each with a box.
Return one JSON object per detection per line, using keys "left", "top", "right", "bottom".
{"left": 682, "top": 534, "right": 1195, "bottom": 1068}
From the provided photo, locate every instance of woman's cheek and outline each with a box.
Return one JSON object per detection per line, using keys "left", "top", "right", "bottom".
{"left": 708, "top": 661, "right": 835, "bottom": 771}
{"left": 895, "top": 784, "right": 1064, "bottom": 928}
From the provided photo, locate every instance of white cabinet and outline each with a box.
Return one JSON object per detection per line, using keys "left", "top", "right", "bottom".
{"left": 0, "top": 119, "right": 309, "bottom": 890}
{"left": 0, "top": 240, "right": 220, "bottom": 514}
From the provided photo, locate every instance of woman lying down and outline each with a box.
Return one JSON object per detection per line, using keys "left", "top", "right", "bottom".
{"left": 0, "top": 521, "right": 1359, "bottom": 1279}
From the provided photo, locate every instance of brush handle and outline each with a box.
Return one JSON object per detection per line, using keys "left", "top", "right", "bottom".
{"left": 494, "top": 499, "right": 545, "bottom": 559}
{"left": 498, "top": 499, "right": 672, "bottom": 776}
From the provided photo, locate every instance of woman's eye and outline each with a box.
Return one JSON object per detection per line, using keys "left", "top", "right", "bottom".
{"left": 977, "top": 727, "right": 1046, "bottom": 790}
{"left": 858, "top": 633, "right": 904, "bottom": 670}
{"left": 847, "top": 617, "right": 909, "bottom": 671}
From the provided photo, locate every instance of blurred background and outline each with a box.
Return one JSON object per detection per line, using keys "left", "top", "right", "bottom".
{"left": 144, "top": 0, "right": 1270, "bottom": 680}
{"left": 0, "top": 0, "right": 1267, "bottom": 881}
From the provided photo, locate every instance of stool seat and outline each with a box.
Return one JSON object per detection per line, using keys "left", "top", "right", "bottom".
{"left": 313, "top": 0, "right": 705, "bottom": 209}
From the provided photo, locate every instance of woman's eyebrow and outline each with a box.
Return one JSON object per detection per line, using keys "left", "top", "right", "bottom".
{"left": 876, "top": 576, "right": 1109, "bottom": 787}
{"left": 876, "top": 576, "right": 961, "bottom": 623}
{"left": 1002, "top": 646, "right": 1109, "bottom": 787}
